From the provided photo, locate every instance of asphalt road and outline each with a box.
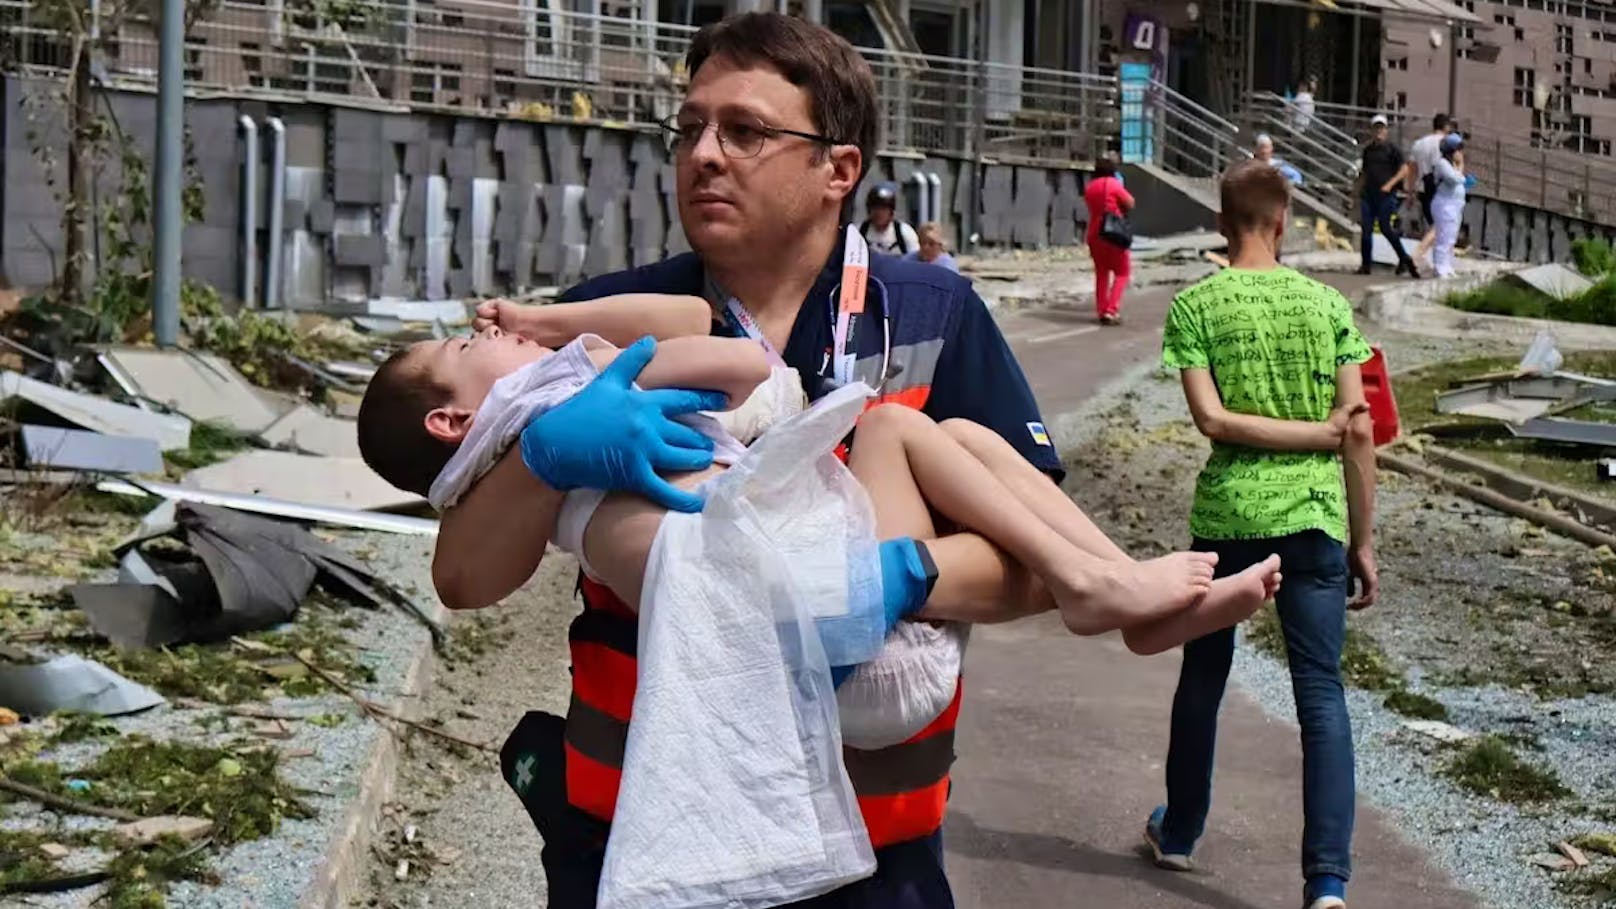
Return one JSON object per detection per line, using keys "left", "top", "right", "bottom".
{"left": 944, "top": 277, "right": 1479, "bottom": 909}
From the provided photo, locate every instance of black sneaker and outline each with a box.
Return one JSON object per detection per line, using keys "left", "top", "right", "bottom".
{"left": 1354, "top": 266, "right": 1372, "bottom": 276}
{"left": 1395, "top": 260, "right": 1408, "bottom": 276}
{"left": 1407, "top": 263, "right": 1422, "bottom": 279}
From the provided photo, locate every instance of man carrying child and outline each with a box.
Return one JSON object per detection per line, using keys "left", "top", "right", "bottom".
{"left": 1146, "top": 158, "right": 1381, "bottom": 909}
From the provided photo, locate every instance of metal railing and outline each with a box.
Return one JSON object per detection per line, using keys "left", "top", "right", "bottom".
{"left": 1283, "top": 96, "right": 1616, "bottom": 228}
{"left": 0, "top": 1, "right": 1116, "bottom": 168}
{"left": 1242, "top": 92, "right": 1360, "bottom": 218}
{"left": 1149, "top": 80, "right": 1246, "bottom": 182}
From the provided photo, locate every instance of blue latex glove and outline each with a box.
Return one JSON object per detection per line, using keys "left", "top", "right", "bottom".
{"left": 831, "top": 537, "right": 934, "bottom": 688}
{"left": 1464, "top": 173, "right": 1478, "bottom": 191}
{"left": 518, "top": 336, "right": 728, "bottom": 513}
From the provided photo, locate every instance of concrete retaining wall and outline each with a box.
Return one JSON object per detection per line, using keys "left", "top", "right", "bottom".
{"left": 0, "top": 78, "right": 1099, "bottom": 309}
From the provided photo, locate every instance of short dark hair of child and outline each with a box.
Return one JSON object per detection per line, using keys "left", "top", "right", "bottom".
{"left": 1219, "top": 158, "right": 1291, "bottom": 237}
{"left": 357, "top": 346, "right": 459, "bottom": 498}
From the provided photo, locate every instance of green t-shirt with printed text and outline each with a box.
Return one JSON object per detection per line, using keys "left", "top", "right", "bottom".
{"left": 1161, "top": 267, "right": 1372, "bottom": 542}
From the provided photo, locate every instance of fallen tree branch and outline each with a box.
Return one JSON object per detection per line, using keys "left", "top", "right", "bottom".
{"left": 230, "top": 638, "right": 496, "bottom": 754}
{"left": 0, "top": 775, "right": 141, "bottom": 822}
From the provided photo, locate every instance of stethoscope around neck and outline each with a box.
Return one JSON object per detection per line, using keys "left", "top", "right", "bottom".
{"left": 821, "top": 272, "right": 897, "bottom": 395}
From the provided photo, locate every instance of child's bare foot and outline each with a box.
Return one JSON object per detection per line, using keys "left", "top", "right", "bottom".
{"left": 1119, "top": 554, "right": 1283, "bottom": 655}
{"left": 1055, "top": 552, "right": 1218, "bottom": 635}
{"left": 1199, "top": 554, "right": 1282, "bottom": 629}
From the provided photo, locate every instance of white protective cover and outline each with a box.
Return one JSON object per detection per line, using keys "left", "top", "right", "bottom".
{"left": 835, "top": 620, "right": 969, "bottom": 751}
{"left": 597, "top": 381, "right": 885, "bottom": 909}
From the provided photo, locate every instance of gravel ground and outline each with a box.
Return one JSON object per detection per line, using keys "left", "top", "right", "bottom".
{"left": 1049, "top": 327, "right": 1616, "bottom": 909}
{"left": 0, "top": 525, "right": 440, "bottom": 909}
{"left": 356, "top": 554, "right": 579, "bottom": 909}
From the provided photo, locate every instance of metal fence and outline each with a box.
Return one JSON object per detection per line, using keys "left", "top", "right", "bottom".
{"left": 1288, "top": 96, "right": 1616, "bottom": 227}
{"left": 0, "top": 1, "right": 1116, "bottom": 168}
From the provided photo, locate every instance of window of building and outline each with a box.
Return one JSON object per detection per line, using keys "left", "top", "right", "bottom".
{"left": 1514, "top": 65, "right": 1536, "bottom": 106}
{"left": 1396, "top": 90, "right": 1409, "bottom": 109}
{"left": 1557, "top": 22, "right": 1574, "bottom": 53}
{"left": 1388, "top": 56, "right": 1408, "bottom": 70}
{"left": 1516, "top": 26, "right": 1525, "bottom": 40}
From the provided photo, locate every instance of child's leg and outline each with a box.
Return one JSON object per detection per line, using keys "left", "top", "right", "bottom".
{"left": 851, "top": 404, "right": 1217, "bottom": 629}
{"left": 939, "top": 417, "right": 1128, "bottom": 561}
{"left": 938, "top": 417, "right": 1280, "bottom": 645}
{"left": 850, "top": 412, "right": 1054, "bottom": 625}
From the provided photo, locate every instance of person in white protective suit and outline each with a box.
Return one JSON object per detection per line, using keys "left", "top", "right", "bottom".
{"left": 1429, "top": 132, "right": 1469, "bottom": 279}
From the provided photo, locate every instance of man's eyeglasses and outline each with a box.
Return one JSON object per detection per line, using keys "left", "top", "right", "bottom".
{"left": 659, "top": 115, "right": 841, "bottom": 159}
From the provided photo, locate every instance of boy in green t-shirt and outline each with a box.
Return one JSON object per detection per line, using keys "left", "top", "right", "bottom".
{"left": 1144, "top": 159, "right": 1380, "bottom": 909}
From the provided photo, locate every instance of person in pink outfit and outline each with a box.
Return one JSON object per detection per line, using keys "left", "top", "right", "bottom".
{"left": 1085, "top": 155, "right": 1136, "bottom": 326}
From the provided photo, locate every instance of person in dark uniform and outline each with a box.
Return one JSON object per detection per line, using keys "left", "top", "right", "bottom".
{"left": 1356, "top": 114, "right": 1420, "bottom": 278}
{"left": 431, "top": 12, "right": 1096, "bottom": 908}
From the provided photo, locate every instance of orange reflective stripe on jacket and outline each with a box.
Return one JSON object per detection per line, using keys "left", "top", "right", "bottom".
{"left": 565, "top": 530, "right": 960, "bottom": 846}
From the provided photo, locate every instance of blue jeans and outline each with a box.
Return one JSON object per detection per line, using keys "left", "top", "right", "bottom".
{"left": 1161, "top": 530, "right": 1355, "bottom": 882}
{"left": 1360, "top": 191, "right": 1413, "bottom": 272}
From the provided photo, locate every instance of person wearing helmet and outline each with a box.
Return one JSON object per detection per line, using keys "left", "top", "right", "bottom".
{"left": 861, "top": 182, "right": 920, "bottom": 256}
{"left": 1430, "top": 132, "right": 1470, "bottom": 278}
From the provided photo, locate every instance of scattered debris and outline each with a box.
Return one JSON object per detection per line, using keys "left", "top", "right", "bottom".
{"left": 1506, "top": 416, "right": 1616, "bottom": 448}
{"left": 1402, "top": 719, "right": 1473, "bottom": 743}
{"left": 98, "top": 347, "right": 287, "bottom": 435}
{"left": 37, "top": 843, "right": 70, "bottom": 862}
{"left": 0, "top": 775, "right": 142, "bottom": 822}
{"left": 1532, "top": 852, "right": 1578, "bottom": 873}
{"left": 395, "top": 858, "right": 411, "bottom": 881}
{"left": 257, "top": 404, "right": 363, "bottom": 458}
{"left": 1572, "top": 832, "right": 1616, "bottom": 858}
{"left": 365, "top": 299, "right": 470, "bottom": 325}
{"left": 180, "top": 450, "right": 422, "bottom": 512}
{"left": 1508, "top": 264, "right": 1595, "bottom": 301}
{"left": 112, "top": 815, "right": 215, "bottom": 848}
{"left": 0, "top": 653, "right": 165, "bottom": 717}
{"left": 95, "top": 477, "right": 438, "bottom": 536}
{"left": 20, "top": 424, "right": 163, "bottom": 474}
{"left": 1556, "top": 840, "right": 1591, "bottom": 869}
{"left": 1, "top": 370, "right": 191, "bottom": 450}
{"left": 70, "top": 502, "right": 441, "bottom": 649}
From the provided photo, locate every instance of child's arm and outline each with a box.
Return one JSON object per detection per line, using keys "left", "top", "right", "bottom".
{"left": 1181, "top": 368, "right": 1365, "bottom": 451}
{"left": 586, "top": 336, "right": 772, "bottom": 410}
{"left": 1336, "top": 362, "right": 1379, "bottom": 608}
{"left": 474, "top": 294, "right": 713, "bottom": 347}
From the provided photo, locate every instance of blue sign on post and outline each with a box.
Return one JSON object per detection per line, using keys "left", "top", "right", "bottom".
{"left": 1119, "top": 62, "right": 1154, "bottom": 164}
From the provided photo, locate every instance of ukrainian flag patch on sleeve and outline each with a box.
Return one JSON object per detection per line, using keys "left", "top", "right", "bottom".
{"left": 1027, "top": 421, "right": 1052, "bottom": 447}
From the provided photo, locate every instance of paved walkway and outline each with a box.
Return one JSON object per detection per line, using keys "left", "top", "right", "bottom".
{"left": 946, "top": 281, "right": 1480, "bottom": 909}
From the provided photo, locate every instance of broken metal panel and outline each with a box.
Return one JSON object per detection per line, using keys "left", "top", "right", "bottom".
{"left": 0, "top": 654, "right": 165, "bottom": 717}
{"left": 1507, "top": 417, "right": 1616, "bottom": 447}
{"left": 0, "top": 370, "right": 193, "bottom": 451}
{"left": 180, "top": 450, "right": 422, "bottom": 512}
{"left": 21, "top": 424, "right": 164, "bottom": 474}
{"left": 1507, "top": 263, "right": 1594, "bottom": 300}
{"left": 96, "top": 479, "right": 438, "bottom": 536}
{"left": 257, "top": 404, "right": 362, "bottom": 458}
{"left": 99, "top": 347, "right": 288, "bottom": 435}
{"left": 365, "top": 299, "right": 469, "bottom": 324}
{"left": 1436, "top": 372, "right": 1616, "bottom": 423}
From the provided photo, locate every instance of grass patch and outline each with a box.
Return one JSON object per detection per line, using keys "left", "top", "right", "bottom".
{"left": 50, "top": 710, "right": 120, "bottom": 743}
{"left": 1441, "top": 735, "right": 1572, "bottom": 803}
{"left": 1571, "top": 831, "right": 1616, "bottom": 857}
{"left": 103, "top": 836, "right": 216, "bottom": 909}
{"left": 79, "top": 736, "right": 314, "bottom": 845}
{"left": 0, "top": 829, "right": 57, "bottom": 893}
{"left": 1557, "top": 865, "right": 1616, "bottom": 901}
{"left": 1383, "top": 689, "right": 1450, "bottom": 720}
{"left": 1447, "top": 272, "right": 1616, "bottom": 326}
{"left": 163, "top": 421, "right": 252, "bottom": 473}
{"left": 88, "top": 605, "right": 375, "bottom": 705}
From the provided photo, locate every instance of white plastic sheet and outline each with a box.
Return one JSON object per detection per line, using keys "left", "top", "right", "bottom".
{"left": 599, "top": 382, "right": 882, "bottom": 909}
